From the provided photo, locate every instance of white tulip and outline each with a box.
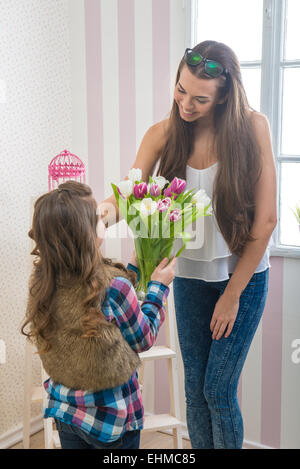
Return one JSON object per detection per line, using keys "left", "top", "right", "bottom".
{"left": 140, "top": 198, "right": 157, "bottom": 216}
{"left": 152, "top": 175, "right": 169, "bottom": 189}
{"left": 118, "top": 179, "right": 133, "bottom": 197}
{"left": 192, "top": 189, "right": 211, "bottom": 208}
{"left": 128, "top": 168, "right": 142, "bottom": 182}
{"left": 206, "top": 204, "right": 213, "bottom": 215}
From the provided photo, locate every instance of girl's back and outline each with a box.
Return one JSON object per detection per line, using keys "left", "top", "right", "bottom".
{"left": 31, "top": 276, "right": 141, "bottom": 391}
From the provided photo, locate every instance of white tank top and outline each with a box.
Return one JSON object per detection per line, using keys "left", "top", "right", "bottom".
{"left": 172, "top": 163, "right": 272, "bottom": 282}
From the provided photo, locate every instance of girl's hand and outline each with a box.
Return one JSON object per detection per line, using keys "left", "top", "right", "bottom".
{"left": 151, "top": 256, "right": 177, "bottom": 286}
{"left": 129, "top": 250, "right": 139, "bottom": 268}
{"left": 210, "top": 291, "right": 240, "bottom": 340}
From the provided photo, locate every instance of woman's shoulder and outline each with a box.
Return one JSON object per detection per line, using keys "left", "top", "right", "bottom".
{"left": 145, "top": 119, "right": 170, "bottom": 151}
{"left": 132, "top": 119, "right": 170, "bottom": 181}
{"left": 247, "top": 109, "right": 269, "bottom": 126}
{"left": 153, "top": 118, "right": 170, "bottom": 133}
{"left": 247, "top": 110, "right": 271, "bottom": 145}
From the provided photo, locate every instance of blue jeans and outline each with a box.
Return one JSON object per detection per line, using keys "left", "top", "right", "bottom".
{"left": 173, "top": 268, "right": 269, "bottom": 449}
{"left": 54, "top": 419, "right": 140, "bottom": 449}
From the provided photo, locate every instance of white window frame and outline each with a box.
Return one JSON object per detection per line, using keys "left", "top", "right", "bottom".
{"left": 185, "top": 0, "right": 300, "bottom": 258}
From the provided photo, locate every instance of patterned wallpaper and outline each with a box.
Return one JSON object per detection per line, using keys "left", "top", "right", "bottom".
{"left": 0, "top": 0, "right": 73, "bottom": 438}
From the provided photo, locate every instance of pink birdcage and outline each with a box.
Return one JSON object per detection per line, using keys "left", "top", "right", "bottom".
{"left": 48, "top": 149, "right": 86, "bottom": 191}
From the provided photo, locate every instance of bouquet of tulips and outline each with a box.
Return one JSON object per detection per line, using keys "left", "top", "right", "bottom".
{"left": 111, "top": 168, "right": 212, "bottom": 298}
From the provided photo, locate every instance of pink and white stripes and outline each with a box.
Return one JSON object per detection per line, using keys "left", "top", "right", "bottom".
{"left": 82, "top": 0, "right": 300, "bottom": 449}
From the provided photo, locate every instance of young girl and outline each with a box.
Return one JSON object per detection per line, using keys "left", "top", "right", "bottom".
{"left": 21, "top": 180, "right": 176, "bottom": 449}
{"left": 99, "top": 40, "right": 277, "bottom": 449}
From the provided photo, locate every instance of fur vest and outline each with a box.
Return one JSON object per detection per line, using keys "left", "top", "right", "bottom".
{"left": 28, "top": 277, "right": 141, "bottom": 392}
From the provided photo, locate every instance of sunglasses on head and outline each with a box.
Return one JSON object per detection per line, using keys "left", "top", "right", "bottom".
{"left": 184, "top": 48, "right": 228, "bottom": 78}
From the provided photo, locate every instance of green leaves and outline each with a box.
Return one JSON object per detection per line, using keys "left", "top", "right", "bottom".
{"left": 112, "top": 179, "right": 213, "bottom": 294}
{"left": 111, "top": 183, "right": 128, "bottom": 222}
{"left": 174, "top": 232, "right": 192, "bottom": 257}
{"left": 292, "top": 203, "right": 300, "bottom": 224}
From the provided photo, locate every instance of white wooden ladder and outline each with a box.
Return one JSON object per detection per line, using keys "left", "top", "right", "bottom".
{"left": 138, "top": 293, "right": 182, "bottom": 448}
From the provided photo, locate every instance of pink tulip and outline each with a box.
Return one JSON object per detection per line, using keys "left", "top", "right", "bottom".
{"left": 164, "top": 177, "right": 186, "bottom": 198}
{"left": 170, "top": 177, "right": 186, "bottom": 194}
{"left": 169, "top": 209, "right": 181, "bottom": 222}
{"left": 163, "top": 186, "right": 172, "bottom": 198}
{"left": 133, "top": 182, "right": 148, "bottom": 199}
{"left": 157, "top": 197, "right": 171, "bottom": 212}
{"left": 150, "top": 183, "right": 161, "bottom": 197}
{"left": 163, "top": 187, "right": 179, "bottom": 200}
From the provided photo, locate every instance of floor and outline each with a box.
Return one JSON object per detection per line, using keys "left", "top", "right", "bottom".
{"left": 9, "top": 427, "right": 192, "bottom": 450}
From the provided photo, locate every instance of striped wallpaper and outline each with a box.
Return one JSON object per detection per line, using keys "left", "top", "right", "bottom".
{"left": 74, "top": 0, "right": 300, "bottom": 449}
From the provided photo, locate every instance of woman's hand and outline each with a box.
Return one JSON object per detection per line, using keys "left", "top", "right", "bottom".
{"left": 210, "top": 290, "right": 240, "bottom": 340}
{"left": 129, "top": 250, "right": 139, "bottom": 268}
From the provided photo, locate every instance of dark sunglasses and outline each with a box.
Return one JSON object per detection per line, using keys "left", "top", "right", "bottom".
{"left": 184, "top": 48, "right": 228, "bottom": 78}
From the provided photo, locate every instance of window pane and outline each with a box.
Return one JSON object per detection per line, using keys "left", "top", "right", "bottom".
{"left": 281, "top": 68, "right": 300, "bottom": 155}
{"left": 241, "top": 68, "right": 261, "bottom": 111}
{"left": 280, "top": 162, "right": 300, "bottom": 247}
{"left": 196, "top": 0, "right": 263, "bottom": 62}
{"left": 284, "top": 0, "right": 300, "bottom": 61}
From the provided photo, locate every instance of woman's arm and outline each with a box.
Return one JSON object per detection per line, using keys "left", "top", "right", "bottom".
{"left": 97, "top": 120, "right": 168, "bottom": 228}
{"left": 210, "top": 112, "right": 277, "bottom": 340}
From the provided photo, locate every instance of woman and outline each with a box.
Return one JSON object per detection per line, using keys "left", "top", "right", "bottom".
{"left": 99, "top": 40, "right": 277, "bottom": 449}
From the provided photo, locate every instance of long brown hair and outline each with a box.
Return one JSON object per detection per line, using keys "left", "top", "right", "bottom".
{"left": 156, "top": 40, "right": 262, "bottom": 256}
{"left": 21, "top": 180, "right": 137, "bottom": 352}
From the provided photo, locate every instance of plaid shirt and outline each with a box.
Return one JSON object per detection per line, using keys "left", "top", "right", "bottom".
{"left": 43, "top": 263, "right": 169, "bottom": 443}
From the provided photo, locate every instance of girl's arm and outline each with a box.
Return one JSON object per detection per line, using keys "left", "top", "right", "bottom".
{"left": 127, "top": 262, "right": 140, "bottom": 282}
{"left": 108, "top": 276, "right": 169, "bottom": 353}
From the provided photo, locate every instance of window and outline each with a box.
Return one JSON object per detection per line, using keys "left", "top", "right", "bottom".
{"left": 186, "top": 0, "right": 300, "bottom": 257}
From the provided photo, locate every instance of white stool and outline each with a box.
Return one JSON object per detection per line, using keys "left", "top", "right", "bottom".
{"left": 137, "top": 294, "right": 183, "bottom": 448}
{"left": 23, "top": 339, "right": 61, "bottom": 449}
